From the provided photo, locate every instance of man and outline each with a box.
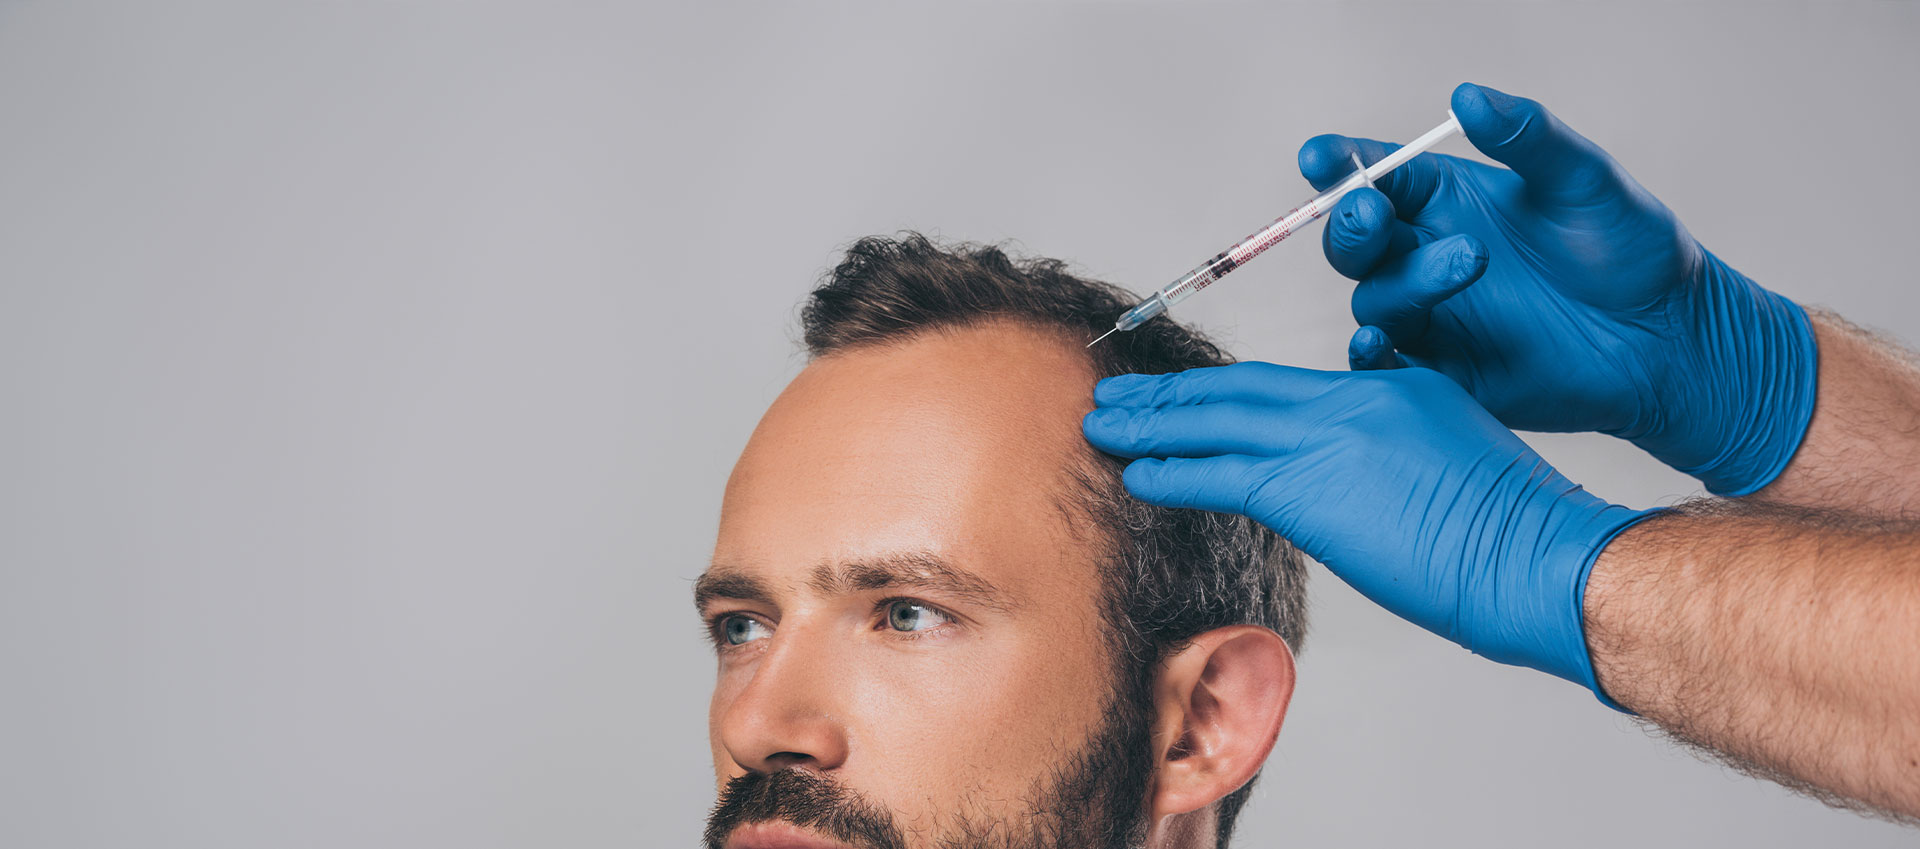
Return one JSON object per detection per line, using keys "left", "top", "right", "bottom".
{"left": 695, "top": 236, "right": 1309, "bottom": 849}
{"left": 1086, "top": 83, "right": 1920, "bottom": 820}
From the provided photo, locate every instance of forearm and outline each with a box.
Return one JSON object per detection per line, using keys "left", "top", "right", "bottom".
{"left": 1583, "top": 502, "right": 1920, "bottom": 819}
{"left": 1749, "top": 310, "right": 1920, "bottom": 517}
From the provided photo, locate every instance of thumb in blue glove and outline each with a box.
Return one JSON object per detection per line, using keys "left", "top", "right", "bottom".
{"left": 1083, "top": 362, "right": 1655, "bottom": 705}
{"left": 1301, "top": 83, "right": 1817, "bottom": 497}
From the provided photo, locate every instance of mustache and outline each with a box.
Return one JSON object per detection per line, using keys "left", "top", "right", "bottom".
{"left": 703, "top": 768, "right": 908, "bottom": 849}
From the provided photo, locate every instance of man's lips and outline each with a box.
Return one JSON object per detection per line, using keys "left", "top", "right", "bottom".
{"left": 723, "top": 821, "right": 860, "bottom": 849}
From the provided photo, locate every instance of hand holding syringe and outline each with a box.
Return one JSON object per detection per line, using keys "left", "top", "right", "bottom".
{"left": 1089, "top": 112, "right": 1463, "bottom": 347}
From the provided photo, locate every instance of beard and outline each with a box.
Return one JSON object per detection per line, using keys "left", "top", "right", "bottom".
{"left": 703, "top": 684, "right": 1156, "bottom": 849}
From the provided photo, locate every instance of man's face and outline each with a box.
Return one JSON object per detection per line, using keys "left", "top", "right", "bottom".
{"left": 699, "top": 321, "right": 1147, "bottom": 848}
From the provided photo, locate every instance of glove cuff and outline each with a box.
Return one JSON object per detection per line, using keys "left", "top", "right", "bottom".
{"left": 1415, "top": 480, "right": 1662, "bottom": 712}
{"left": 1666, "top": 256, "right": 1820, "bottom": 496}
{"left": 1495, "top": 490, "right": 1654, "bottom": 709}
{"left": 1569, "top": 507, "right": 1667, "bottom": 714}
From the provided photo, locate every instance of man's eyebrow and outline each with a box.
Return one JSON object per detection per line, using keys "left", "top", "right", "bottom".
{"left": 810, "top": 552, "right": 1016, "bottom": 613}
{"left": 692, "top": 571, "right": 773, "bottom": 613}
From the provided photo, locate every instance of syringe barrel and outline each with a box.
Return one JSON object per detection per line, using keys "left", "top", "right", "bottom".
{"left": 1105, "top": 112, "right": 1459, "bottom": 340}
{"left": 1154, "top": 170, "right": 1366, "bottom": 310}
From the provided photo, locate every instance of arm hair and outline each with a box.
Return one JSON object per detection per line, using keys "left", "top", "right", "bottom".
{"left": 1585, "top": 497, "right": 1920, "bottom": 821}
{"left": 1748, "top": 310, "right": 1920, "bottom": 518}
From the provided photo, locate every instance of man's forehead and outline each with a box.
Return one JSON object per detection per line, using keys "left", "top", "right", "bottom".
{"left": 726, "top": 321, "right": 1100, "bottom": 505}
{"left": 711, "top": 320, "right": 1109, "bottom": 606}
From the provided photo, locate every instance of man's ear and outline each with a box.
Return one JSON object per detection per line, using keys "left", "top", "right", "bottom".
{"left": 1144, "top": 625, "right": 1295, "bottom": 824}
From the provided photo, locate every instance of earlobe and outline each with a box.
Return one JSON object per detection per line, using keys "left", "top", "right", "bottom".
{"left": 1145, "top": 625, "right": 1296, "bottom": 824}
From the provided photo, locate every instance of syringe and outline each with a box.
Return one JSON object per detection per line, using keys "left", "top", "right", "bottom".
{"left": 1089, "top": 111, "right": 1463, "bottom": 348}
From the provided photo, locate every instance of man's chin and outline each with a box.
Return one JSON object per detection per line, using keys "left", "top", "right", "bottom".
{"left": 721, "top": 821, "right": 862, "bottom": 849}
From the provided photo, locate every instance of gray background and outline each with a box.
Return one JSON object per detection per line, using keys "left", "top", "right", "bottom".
{"left": 3, "top": 2, "right": 1916, "bottom": 847}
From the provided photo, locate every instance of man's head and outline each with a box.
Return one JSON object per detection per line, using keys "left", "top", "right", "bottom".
{"left": 698, "top": 234, "right": 1307, "bottom": 849}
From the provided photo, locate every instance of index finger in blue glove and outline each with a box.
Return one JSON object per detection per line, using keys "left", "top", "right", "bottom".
{"left": 1083, "top": 401, "right": 1308, "bottom": 460}
{"left": 1299, "top": 132, "right": 1450, "bottom": 222}
{"left": 1093, "top": 361, "right": 1333, "bottom": 410}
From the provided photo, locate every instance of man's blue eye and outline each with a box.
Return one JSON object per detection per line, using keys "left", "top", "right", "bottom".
{"left": 886, "top": 600, "right": 949, "bottom": 632}
{"left": 721, "top": 615, "right": 770, "bottom": 646}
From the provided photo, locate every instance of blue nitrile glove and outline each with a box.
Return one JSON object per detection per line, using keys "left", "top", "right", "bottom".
{"left": 1083, "top": 363, "right": 1655, "bottom": 703}
{"left": 1299, "top": 82, "right": 1817, "bottom": 497}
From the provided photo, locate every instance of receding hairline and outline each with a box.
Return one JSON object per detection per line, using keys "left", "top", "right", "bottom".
{"left": 803, "top": 312, "right": 1107, "bottom": 367}
{"left": 793, "top": 314, "right": 1131, "bottom": 564}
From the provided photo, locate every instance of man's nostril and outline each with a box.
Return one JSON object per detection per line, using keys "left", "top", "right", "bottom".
{"left": 764, "top": 751, "right": 815, "bottom": 771}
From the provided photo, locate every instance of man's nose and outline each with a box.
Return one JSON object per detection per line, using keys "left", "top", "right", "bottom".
{"left": 717, "top": 620, "right": 851, "bottom": 773}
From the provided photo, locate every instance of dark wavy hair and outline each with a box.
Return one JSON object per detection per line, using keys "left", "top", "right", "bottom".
{"left": 800, "top": 233, "right": 1307, "bottom": 847}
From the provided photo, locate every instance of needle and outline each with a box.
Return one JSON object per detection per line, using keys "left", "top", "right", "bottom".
{"left": 1086, "top": 327, "right": 1118, "bottom": 348}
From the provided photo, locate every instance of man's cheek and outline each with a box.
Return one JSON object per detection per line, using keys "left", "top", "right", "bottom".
{"left": 847, "top": 635, "right": 1093, "bottom": 778}
{"left": 895, "top": 619, "right": 1108, "bottom": 724}
{"left": 825, "top": 661, "right": 1044, "bottom": 839}
{"left": 852, "top": 629, "right": 1030, "bottom": 712}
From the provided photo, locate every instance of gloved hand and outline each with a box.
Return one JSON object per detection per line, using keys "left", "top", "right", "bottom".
{"left": 1299, "top": 82, "right": 1817, "bottom": 496}
{"left": 1083, "top": 362, "right": 1653, "bottom": 703}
